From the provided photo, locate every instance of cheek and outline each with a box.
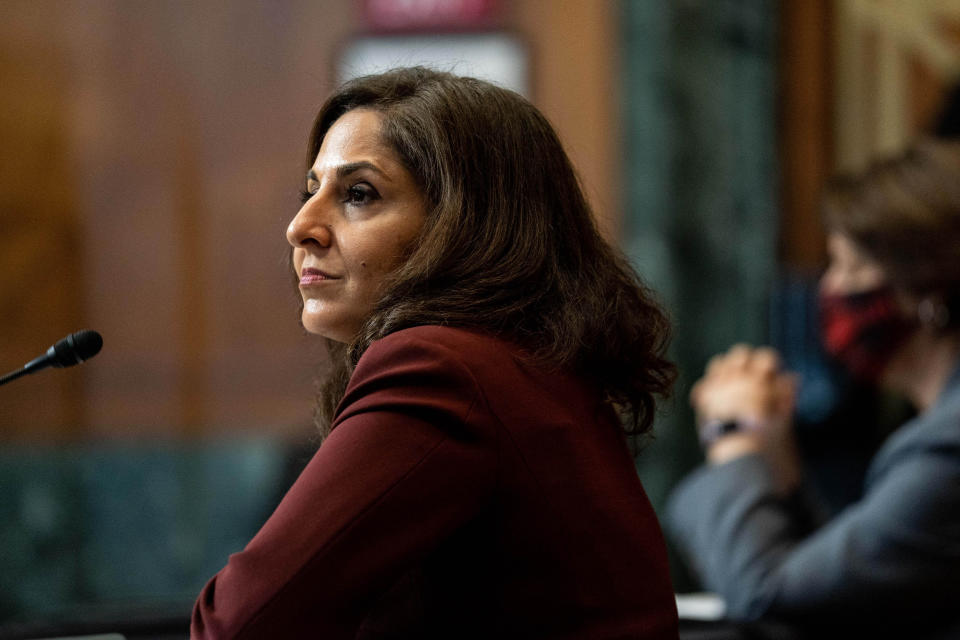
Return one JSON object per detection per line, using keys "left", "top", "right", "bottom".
{"left": 345, "top": 215, "right": 425, "bottom": 291}
{"left": 351, "top": 256, "right": 393, "bottom": 295}
{"left": 292, "top": 248, "right": 305, "bottom": 274}
{"left": 351, "top": 239, "right": 404, "bottom": 279}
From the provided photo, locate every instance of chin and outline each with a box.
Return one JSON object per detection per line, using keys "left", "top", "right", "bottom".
{"left": 303, "top": 322, "right": 341, "bottom": 341}
{"left": 301, "top": 316, "right": 354, "bottom": 344}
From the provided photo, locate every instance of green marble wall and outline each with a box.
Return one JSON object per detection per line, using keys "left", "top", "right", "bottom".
{"left": 620, "top": 0, "right": 779, "bottom": 587}
{"left": 0, "top": 440, "right": 290, "bottom": 623}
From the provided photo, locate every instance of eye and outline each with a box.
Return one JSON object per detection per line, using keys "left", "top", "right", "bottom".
{"left": 300, "top": 181, "right": 319, "bottom": 205}
{"left": 344, "top": 183, "right": 379, "bottom": 206}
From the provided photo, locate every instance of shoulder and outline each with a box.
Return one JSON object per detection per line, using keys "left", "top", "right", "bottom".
{"left": 357, "top": 326, "right": 522, "bottom": 377}
{"left": 368, "top": 325, "right": 517, "bottom": 355}
{"left": 865, "top": 392, "right": 960, "bottom": 528}
{"left": 873, "top": 385, "right": 960, "bottom": 467}
{"left": 337, "top": 327, "right": 517, "bottom": 427}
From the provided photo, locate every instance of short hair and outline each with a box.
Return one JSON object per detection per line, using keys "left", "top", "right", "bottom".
{"left": 306, "top": 67, "right": 674, "bottom": 438}
{"left": 822, "top": 138, "right": 960, "bottom": 298}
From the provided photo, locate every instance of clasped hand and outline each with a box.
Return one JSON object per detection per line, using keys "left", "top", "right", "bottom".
{"left": 691, "top": 344, "right": 801, "bottom": 493}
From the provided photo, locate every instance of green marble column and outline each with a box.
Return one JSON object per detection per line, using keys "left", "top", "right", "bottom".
{"left": 620, "top": 0, "right": 779, "bottom": 588}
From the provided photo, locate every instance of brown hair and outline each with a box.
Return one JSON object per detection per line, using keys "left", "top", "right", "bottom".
{"left": 305, "top": 67, "right": 674, "bottom": 439}
{"left": 822, "top": 139, "right": 960, "bottom": 299}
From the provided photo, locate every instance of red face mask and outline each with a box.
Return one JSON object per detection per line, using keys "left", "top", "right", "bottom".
{"left": 819, "top": 287, "right": 912, "bottom": 383}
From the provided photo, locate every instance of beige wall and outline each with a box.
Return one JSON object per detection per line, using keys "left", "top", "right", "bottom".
{"left": 0, "top": 1, "right": 619, "bottom": 440}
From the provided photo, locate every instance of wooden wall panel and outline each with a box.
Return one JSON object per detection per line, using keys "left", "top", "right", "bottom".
{"left": 1, "top": 1, "right": 357, "bottom": 440}
{"left": 778, "top": 0, "right": 832, "bottom": 271}
{"left": 66, "top": 1, "right": 357, "bottom": 438}
{"left": 0, "top": 6, "right": 85, "bottom": 438}
{"left": 512, "top": 0, "right": 620, "bottom": 241}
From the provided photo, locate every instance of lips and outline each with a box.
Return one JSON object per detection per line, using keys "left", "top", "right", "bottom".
{"left": 300, "top": 267, "right": 340, "bottom": 285}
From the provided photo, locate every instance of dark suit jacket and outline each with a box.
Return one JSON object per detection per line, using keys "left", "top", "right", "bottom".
{"left": 667, "top": 361, "right": 960, "bottom": 638}
{"left": 191, "top": 326, "right": 679, "bottom": 639}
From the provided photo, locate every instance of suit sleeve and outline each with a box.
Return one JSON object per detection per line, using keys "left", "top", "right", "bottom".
{"left": 191, "top": 332, "right": 497, "bottom": 639}
{"left": 667, "top": 447, "right": 960, "bottom": 625}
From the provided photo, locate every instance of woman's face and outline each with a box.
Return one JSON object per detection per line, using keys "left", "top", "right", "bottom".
{"left": 287, "top": 108, "right": 427, "bottom": 342}
{"left": 820, "top": 232, "right": 888, "bottom": 296}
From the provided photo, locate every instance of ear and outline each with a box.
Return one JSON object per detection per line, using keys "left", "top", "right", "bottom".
{"left": 918, "top": 295, "right": 951, "bottom": 331}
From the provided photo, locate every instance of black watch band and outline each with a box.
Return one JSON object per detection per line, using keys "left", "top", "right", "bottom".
{"left": 698, "top": 418, "right": 758, "bottom": 449}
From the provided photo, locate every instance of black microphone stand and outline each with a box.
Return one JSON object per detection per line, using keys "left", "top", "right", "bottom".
{"left": 0, "top": 366, "right": 34, "bottom": 387}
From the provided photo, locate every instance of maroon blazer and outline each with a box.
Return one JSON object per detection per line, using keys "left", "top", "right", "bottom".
{"left": 191, "top": 326, "right": 678, "bottom": 639}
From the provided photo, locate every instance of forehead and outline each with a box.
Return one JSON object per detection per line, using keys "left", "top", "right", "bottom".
{"left": 827, "top": 232, "right": 868, "bottom": 261}
{"left": 313, "top": 108, "right": 390, "bottom": 166}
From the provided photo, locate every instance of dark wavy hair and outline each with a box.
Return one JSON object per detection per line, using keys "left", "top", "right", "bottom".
{"left": 304, "top": 67, "right": 674, "bottom": 439}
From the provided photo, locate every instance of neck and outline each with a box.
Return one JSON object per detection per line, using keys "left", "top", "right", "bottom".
{"left": 885, "top": 330, "right": 960, "bottom": 411}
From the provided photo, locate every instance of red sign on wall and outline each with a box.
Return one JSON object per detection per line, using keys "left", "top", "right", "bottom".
{"left": 360, "top": 0, "right": 502, "bottom": 32}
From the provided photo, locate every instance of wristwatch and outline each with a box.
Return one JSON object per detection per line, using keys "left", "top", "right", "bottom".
{"left": 697, "top": 418, "right": 758, "bottom": 449}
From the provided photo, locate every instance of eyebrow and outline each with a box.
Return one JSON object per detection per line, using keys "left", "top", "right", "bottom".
{"left": 307, "top": 161, "right": 391, "bottom": 185}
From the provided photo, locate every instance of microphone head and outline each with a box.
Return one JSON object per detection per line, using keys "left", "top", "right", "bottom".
{"left": 49, "top": 330, "right": 104, "bottom": 367}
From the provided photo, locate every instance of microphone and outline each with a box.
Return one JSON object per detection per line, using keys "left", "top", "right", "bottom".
{"left": 0, "top": 330, "right": 103, "bottom": 387}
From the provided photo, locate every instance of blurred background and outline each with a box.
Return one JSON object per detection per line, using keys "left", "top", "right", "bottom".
{"left": 2, "top": 0, "right": 960, "bottom": 633}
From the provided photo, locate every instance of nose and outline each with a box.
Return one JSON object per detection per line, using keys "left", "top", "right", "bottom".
{"left": 286, "top": 196, "right": 332, "bottom": 250}
{"left": 818, "top": 264, "right": 840, "bottom": 296}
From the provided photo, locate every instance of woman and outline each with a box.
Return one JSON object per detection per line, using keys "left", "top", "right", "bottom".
{"left": 667, "top": 139, "right": 960, "bottom": 637}
{"left": 191, "top": 67, "right": 679, "bottom": 639}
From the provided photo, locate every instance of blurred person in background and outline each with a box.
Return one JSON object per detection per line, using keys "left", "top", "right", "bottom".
{"left": 191, "top": 67, "right": 680, "bottom": 639}
{"left": 667, "top": 139, "right": 960, "bottom": 638}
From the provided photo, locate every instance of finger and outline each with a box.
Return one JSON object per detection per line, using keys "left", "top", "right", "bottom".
{"left": 726, "top": 344, "right": 751, "bottom": 367}
{"left": 750, "top": 347, "right": 781, "bottom": 375}
{"left": 705, "top": 354, "right": 726, "bottom": 377}
{"left": 689, "top": 381, "right": 713, "bottom": 414}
